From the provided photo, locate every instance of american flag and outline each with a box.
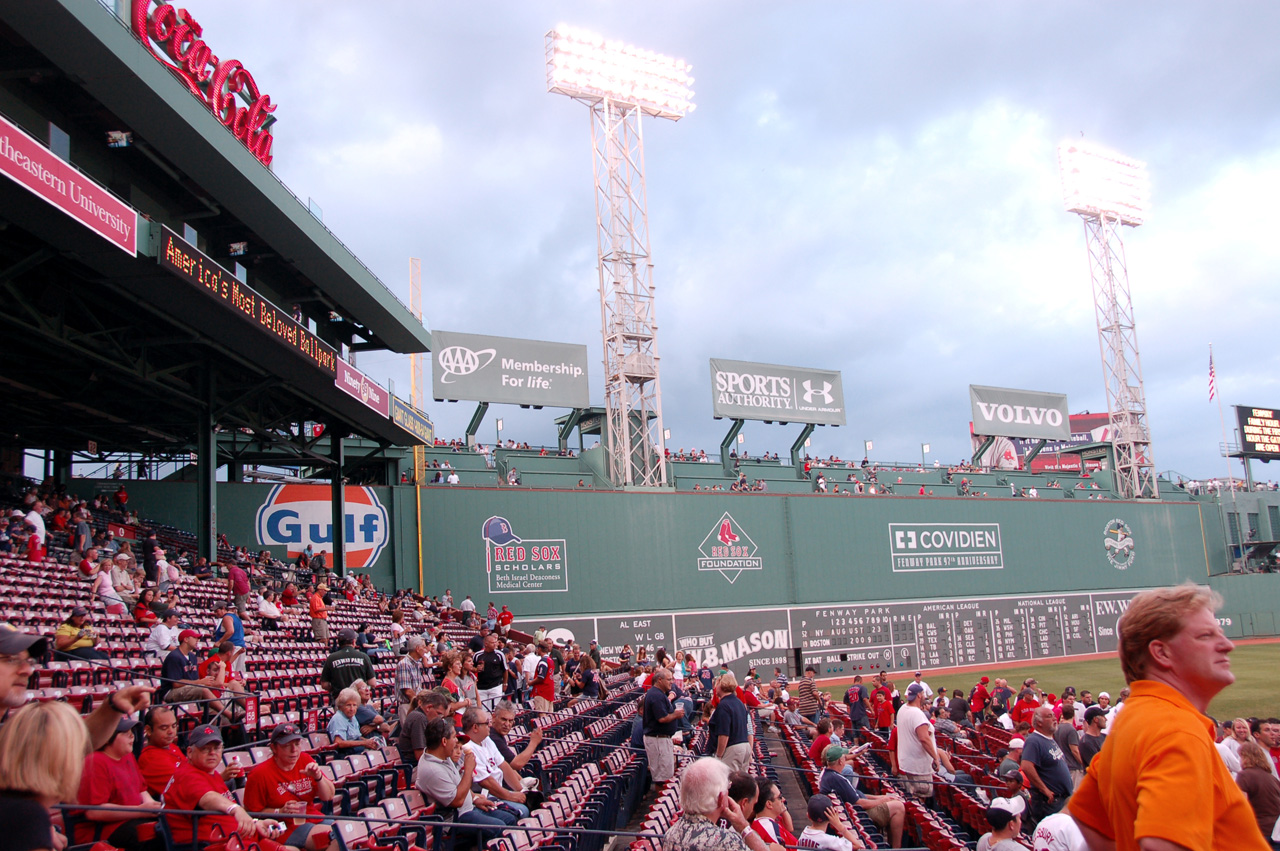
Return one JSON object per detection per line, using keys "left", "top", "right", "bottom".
{"left": 1209, "top": 351, "right": 1217, "bottom": 401}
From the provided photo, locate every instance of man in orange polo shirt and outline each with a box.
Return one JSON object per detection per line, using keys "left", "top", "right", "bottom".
{"left": 1067, "top": 583, "right": 1271, "bottom": 850}
{"left": 309, "top": 583, "right": 329, "bottom": 644}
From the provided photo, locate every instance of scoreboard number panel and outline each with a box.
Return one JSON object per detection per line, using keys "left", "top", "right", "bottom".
{"left": 792, "top": 590, "right": 1133, "bottom": 678}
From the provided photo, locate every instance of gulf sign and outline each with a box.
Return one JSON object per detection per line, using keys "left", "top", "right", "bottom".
{"left": 255, "top": 484, "right": 389, "bottom": 568}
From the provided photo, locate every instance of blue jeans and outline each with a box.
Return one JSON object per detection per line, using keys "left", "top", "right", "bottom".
{"left": 457, "top": 807, "right": 510, "bottom": 844}
{"left": 497, "top": 801, "right": 529, "bottom": 820}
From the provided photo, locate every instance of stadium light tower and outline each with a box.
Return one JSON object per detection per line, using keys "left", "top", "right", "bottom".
{"left": 1058, "top": 141, "right": 1157, "bottom": 499}
{"left": 546, "top": 25, "right": 695, "bottom": 487}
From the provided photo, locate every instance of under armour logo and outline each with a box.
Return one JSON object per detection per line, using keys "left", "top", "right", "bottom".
{"left": 802, "top": 380, "right": 833, "bottom": 404}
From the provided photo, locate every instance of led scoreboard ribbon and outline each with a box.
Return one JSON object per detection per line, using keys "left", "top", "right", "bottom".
{"left": 157, "top": 226, "right": 337, "bottom": 375}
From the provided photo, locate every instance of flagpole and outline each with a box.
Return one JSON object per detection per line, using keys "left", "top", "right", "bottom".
{"left": 1211, "top": 344, "right": 1240, "bottom": 570}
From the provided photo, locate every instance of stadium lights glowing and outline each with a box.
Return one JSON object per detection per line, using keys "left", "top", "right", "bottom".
{"left": 1057, "top": 141, "right": 1149, "bottom": 227}
{"left": 546, "top": 25, "right": 695, "bottom": 120}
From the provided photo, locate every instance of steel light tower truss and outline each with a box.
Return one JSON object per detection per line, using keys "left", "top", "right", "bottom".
{"left": 546, "top": 26, "right": 695, "bottom": 486}
{"left": 1059, "top": 142, "right": 1157, "bottom": 499}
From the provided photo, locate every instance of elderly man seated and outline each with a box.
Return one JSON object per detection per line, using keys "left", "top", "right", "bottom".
{"left": 661, "top": 757, "right": 768, "bottom": 851}
{"left": 244, "top": 723, "right": 337, "bottom": 849}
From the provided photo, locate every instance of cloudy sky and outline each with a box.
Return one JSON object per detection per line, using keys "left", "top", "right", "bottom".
{"left": 191, "top": 1, "right": 1280, "bottom": 479}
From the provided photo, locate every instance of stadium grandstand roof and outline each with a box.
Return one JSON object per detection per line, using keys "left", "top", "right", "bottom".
{"left": 0, "top": 1, "right": 431, "bottom": 458}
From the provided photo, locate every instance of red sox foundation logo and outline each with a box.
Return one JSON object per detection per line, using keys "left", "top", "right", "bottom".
{"left": 697, "top": 512, "right": 763, "bottom": 584}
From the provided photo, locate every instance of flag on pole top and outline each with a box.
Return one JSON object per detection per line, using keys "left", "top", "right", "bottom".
{"left": 1209, "top": 350, "right": 1217, "bottom": 402}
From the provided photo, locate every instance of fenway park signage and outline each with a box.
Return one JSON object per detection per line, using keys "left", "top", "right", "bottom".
{"left": 131, "top": 0, "right": 277, "bottom": 166}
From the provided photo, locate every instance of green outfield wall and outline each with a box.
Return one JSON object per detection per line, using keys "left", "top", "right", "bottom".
{"left": 72, "top": 477, "right": 1274, "bottom": 678}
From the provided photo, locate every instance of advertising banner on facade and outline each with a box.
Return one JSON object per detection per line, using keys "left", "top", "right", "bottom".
{"left": 1235, "top": 405, "right": 1280, "bottom": 460}
{"left": 971, "top": 412, "right": 1109, "bottom": 472}
{"left": 709, "top": 359, "right": 846, "bottom": 425}
{"left": 481, "top": 516, "right": 568, "bottom": 594}
{"left": 1, "top": 112, "right": 137, "bottom": 255}
{"left": 390, "top": 396, "right": 434, "bottom": 444}
{"left": 336, "top": 360, "right": 390, "bottom": 417}
{"left": 255, "top": 484, "right": 389, "bottom": 569}
{"left": 432, "top": 330, "right": 589, "bottom": 408}
{"left": 969, "top": 385, "right": 1071, "bottom": 441}
{"left": 673, "top": 609, "right": 791, "bottom": 672}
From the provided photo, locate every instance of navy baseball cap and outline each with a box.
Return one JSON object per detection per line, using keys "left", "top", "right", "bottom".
{"left": 187, "top": 724, "right": 223, "bottom": 747}
{"left": 482, "top": 516, "right": 521, "bottom": 546}
{"left": 0, "top": 623, "right": 47, "bottom": 657}
{"left": 270, "top": 723, "right": 304, "bottom": 745}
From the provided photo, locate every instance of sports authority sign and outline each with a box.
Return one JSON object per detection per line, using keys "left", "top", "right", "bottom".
{"left": 697, "top": 512, "right": 763, "bottom": 584}
{"left": 335, "top": 360, "right": 390, "bottom": 418}
{"left": 131, "top": 1, "right": 277, "bottom": 166}
{"left": 889, "top": 523, "right": 1004, "bottom": 571}
{"left": 969, "top": 385, "right": 1070, "bottom": 441}
{"left": 709, "top": 359, "right": 846, "bottom": 426}
{"left": 0, "top": 112, "right": 136, "bottom": 255}
{"left": 482, "top": 516, "right": 568, "bottom": 593}
{"left": 432, "top": 330, "right": 589, "bottom": 408}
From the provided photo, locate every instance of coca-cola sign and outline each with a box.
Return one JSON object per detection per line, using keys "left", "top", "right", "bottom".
{"left": 130, "top": 0, "right": 276, "bottom": 166}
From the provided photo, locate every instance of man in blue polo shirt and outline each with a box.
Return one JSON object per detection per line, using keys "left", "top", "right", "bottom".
{"left": 709, "top": 673, "right": 751, "bottom": 773}
{"left": 642, "top": 667, "right": 683, "bottom": 782}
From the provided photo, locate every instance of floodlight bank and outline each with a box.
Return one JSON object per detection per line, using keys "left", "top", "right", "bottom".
{"left": 546, "top": 26, "right": 695, "bottom": 120}
{"left": 1057, "top": 141, "right": 1149, "bottom": 227}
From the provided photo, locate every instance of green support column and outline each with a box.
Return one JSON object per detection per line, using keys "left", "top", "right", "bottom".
{"left": 196, "top": 368, "right": 216, "bottom": 563}
{"left": 53, "top": 449, "right": 72, "bottom": 488}
{"left": 972, "top": 436, "right": 995, "bottom": 468}
{"left": 465, "top": 402, "right": 489, "bottom": 450}
{"left": 720, "top": 419, "right": 745, "bottom": 477}
{"left": 1021, "top": 440, "right": 1047, "bottom": 469}
{"left": 331, "top": 427, "right": 346, "bottom": 577}
{"left": 790, "top": 423, "right": 816, "bottom": 473}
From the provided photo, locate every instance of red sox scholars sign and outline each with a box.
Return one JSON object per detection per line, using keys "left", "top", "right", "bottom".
{"left": 482, "top": 516, "right": 568, "bottom": 593}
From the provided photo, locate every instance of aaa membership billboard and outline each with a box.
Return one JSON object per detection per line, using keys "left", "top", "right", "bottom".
{"left": 969, "top": 385, "right": 1071, "bottom": 441}
{"left": 432, "top": 330, "right": 589, "bottom": 408}
{"left": 709, "top": 359, "right": 846, "bottom": 426}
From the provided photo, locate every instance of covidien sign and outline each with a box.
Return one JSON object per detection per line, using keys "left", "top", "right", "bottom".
{"left": 255, "top": 484, "right": 389, "bottom": 568}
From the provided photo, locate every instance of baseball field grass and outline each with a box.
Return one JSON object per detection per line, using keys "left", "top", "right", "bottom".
{"left": 819, "top": 640, "right": 1280, "bottom": 721}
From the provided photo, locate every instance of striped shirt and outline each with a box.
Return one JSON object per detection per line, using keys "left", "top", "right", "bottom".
{"left": 395, "top": 654, "right": 426, "bottom": 702}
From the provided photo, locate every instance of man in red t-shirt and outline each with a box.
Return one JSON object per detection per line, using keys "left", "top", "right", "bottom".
{"left": 138, "top": 706, "right": 232, "bottom": 798}
{"left": 1009, "top": 689, "right": 1040, "bottom": 728}
{"left": 75, "top": 718, "right": 161, "bottom": 845}
{"left": 165, "top": 724, "right": 287, "bottom": 849}
{"left": 530, "top": 642, "right": 556, "bottom": 713}
{"left": 496, "top": 605, "right": 514, "bottom": 636}
{"left": 807, "top": 717, "right": 846, "bottom": 766}
{"left": 969, "top": 676, "right": 991, "bottom": 722}
{"left": 244, "top": 724, "right": 336, "bottom": 850}
{"left": 869, "top": 675, "right": 893, "bottom": 710}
